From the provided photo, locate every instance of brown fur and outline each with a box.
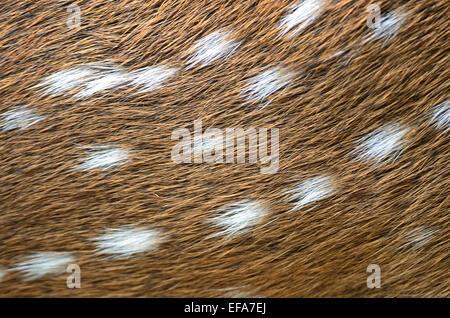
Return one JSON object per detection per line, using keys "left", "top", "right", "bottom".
{"left": 0, "top": 0, "right": 448, "bottom": 297}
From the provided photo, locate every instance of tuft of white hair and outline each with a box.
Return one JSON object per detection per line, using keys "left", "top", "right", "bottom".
{"left": 187, "top": 29, "right": 240, "bottom": 68}
{"left": 1, "top": 105, "right": 46, "bottom": 131}
{"left": 352, "top": 123, "right": 410, "bottom": 164}
{"left": 429, "top": 100, "right": 449, "bottom": 132}
{"left": 128, "top": 65, "right": 178, "bottom": 93}
{"left": 207, "top": 200, "right": 269, "bottom": 239}
{"left": 91, "top": 227, "right": 163, "bottom": 258}
{"left": 243, "top": 67, "right": 293, "bottom": 108}
{"left": 36, "top": 63, "right": 178, "bottom": 98}
{"left": 14, "top": 252, "right": 75, "bottom": 280}
{"left": 279, "top": 0, "right": 325, "bottom": 37}
{"left": 34, "top": 66, "right": 98, "bottom": 96}
{"left": 286, "top": 175, "right": 335, "bottom": 212}
{"left": 72, "top": 68, "right": 130, "bottom": 99}
{"left": 399, "top": 227, "right": 438, "bottom": 250}
{"left": 36, "top": 64, "right": 130, "bottom": 99}
{"left": 365, "top": 11, "right": 406, "bottom": 46}
{"left": 75, "top": 145, "right": 130, "bottom": 171}
{"left": 190, "top": 134, "right": 224, "bottom": 155}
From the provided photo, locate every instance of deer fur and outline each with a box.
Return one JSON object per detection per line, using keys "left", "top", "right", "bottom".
{"left": 0, "top": 0, "right": 448, "bottom": 297}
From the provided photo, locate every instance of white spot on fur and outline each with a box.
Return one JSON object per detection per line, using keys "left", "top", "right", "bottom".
{"left": 208, "top": 200, "right": 269, "bottom": 239}
{"left": 429, "top": 100, "right": 449, "bottom": 132}
{"left": 243, "top": 67, "right": 293, "bottom": 108}
{"left": 399, "top": 227, "right": 438, "bottom": 250}
{"left": 1, "top": 105, "right": 46, "bottom": 131}
{"left": 280, "top": 0, "right": 325, "bottom": 37}
{"left": 365, "top": 11, "right": 405, "bottom": 46}
{"left": 352, "top": 123, "right": 410, "bottom": 164}
{"left": 36, "top": 63, "right": 177, "bottom": 98}
{"left": 129, "top": 65, "right": 178, "bottom": 93}
{"left": 286, "top": 175, "right": 335, "bottom": 212}
{"left": 14, "top": 252, "right": 75, "bottom": 280}
{"left": 187, "top": 30, "right": 240, "bottom": 68}
{"left": 190, "top": 134, "right": 224, "bottom": 154}
{"left": 35, "top": 66, "right": 97, "bottom": 96}
{"left": 75, "top": 145, "right": 130, "bottom": 171}
{"left": 36, "top": 64, "right": 129, "bottom": 98}
{"left": 72, "top": 68, "right": 129, "bottom": 99}
{"left": 92, "top": 227, "right": 163, "bottom": 258}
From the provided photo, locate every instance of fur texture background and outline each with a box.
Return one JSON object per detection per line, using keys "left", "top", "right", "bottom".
{"left": 0, "top": 0, "right": 448, "bottom": 297}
